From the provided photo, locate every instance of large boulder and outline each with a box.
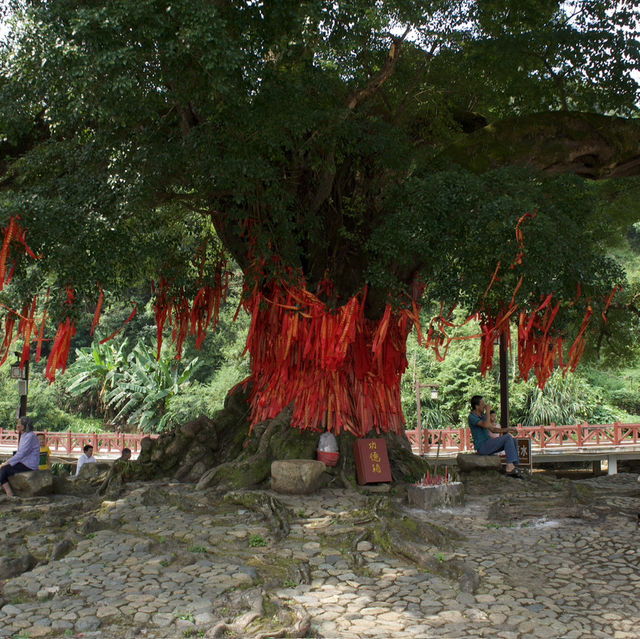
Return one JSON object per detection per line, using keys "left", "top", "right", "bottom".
{"left": 0, "top": 552, "right": 36, "bottom": 580}
{"left": 270, "top": 460, "right": 327, "bottom": 494}
{"left": 7, "top": 470, "right": 54, "bottom": 497}
{"left": 456, "top": 453, "right": 502, "bottom": 472}
{"left": 76, "top": 462, "right": 110, "bottom": 480}
{"left": 52, "top": 472, "right": 94, "bottom": 495}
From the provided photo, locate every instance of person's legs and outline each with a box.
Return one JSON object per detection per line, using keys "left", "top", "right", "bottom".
{"left": 0, "top": 463, "right": 30, "bottom": 498}
{"left": 0, "top": 467, "right": 14, "bottom": 497}
{"left": 477, "top": 435, "right": 519, "bottom": 472}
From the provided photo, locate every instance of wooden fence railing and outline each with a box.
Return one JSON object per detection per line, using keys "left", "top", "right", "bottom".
{"left": 406, "top": 422, "right": 640, "bottom": 454}
{"left": 4, "top": 423, "right": 638, "bottom": 458}
{"left": 0, "top": 430, "right": 157, "bottom": 457}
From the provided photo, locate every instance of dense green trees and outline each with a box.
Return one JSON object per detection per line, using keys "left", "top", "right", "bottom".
{"left": 1, "top": 1, "right": 639, "bottom": 436}
{"left": 404, "top": 326, "right": 640, "bottom": 431}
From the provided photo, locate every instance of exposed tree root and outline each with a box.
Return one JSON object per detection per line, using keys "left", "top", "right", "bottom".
{"left": 224, "top": 490, "right": 292, "bottom": 541}
{"left": 196, "top": 419, "right": 281, "bottom": 491}
{"left": 204, "top": 589, "right": 312, "bottom": 639}
{"left": 359, "top": 495, "right": 480, "bottom": 593}
{"left": 195, "top": 406, "right": 320, "bottom": 491}
{"left": 385, "top": 526, "right": 479, "bottom": 593}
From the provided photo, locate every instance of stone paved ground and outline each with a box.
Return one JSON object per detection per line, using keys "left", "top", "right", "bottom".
{"left": 0, "top": 471, "right": 638, "bottom": 638}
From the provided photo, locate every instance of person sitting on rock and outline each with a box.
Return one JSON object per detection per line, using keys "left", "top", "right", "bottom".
{"left": 76, "top": 444, "right": 97, "bottom": 477}
{"left": 0, "top": 416, "right": 40, "bottom": 498}
{"left": 468, "top": 395, "right": 522, "bottom": 479}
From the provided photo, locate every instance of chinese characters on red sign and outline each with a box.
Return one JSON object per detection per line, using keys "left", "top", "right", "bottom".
{"left": 354, "top": 438, "right": 392, "bottom": 484}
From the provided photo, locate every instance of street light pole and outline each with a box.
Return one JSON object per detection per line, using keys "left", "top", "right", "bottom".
{"left": 415, "top": 381, "right": 440, "bottom": 456}
{"left": 19, "top": 358, "right": 29, "bottom": 418}
{"left": 11, "top": 351, "right": 29, "bottom": 418}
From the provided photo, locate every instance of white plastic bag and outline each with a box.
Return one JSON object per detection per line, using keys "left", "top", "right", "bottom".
{"left": 317, "top": 431, "right": 338, "bottom": 453}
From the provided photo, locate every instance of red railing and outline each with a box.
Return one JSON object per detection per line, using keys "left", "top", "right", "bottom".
{"left": 0, "top": 429, "right": 157, "bottom": 457}
{"left": 406, "top": 422, "right": 640, "bottom": 454}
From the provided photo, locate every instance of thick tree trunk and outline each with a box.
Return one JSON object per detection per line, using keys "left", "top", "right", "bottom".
{"left": 130, "top": 384, "right": 429, "bottom": 490}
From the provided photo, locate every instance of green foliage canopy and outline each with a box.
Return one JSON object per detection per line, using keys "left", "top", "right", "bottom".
{"left": 0, "top": 0, "right": 639, "bottom": 376}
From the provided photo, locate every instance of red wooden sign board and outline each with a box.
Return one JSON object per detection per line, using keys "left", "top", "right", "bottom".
{"left": 354, "top": 438, "right": 392, "bottom": 484}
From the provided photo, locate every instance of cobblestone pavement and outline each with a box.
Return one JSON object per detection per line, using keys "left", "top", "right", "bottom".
{"left": 0, "top": 472, "right": 638, "bottom": 638}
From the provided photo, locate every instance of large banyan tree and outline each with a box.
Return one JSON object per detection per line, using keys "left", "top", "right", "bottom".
{"left": 1, "top": 1, "right": 640, "bottom": 442}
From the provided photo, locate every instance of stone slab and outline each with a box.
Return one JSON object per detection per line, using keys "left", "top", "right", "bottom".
{"left": 456, "top": 453, "right": 501, "bottom": 472}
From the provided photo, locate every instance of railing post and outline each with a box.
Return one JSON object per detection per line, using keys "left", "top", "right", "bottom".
{"left": 66, "top": 431, "right": 72, "bottom": 455}
{"left": 539, "top": 423, "right": 545, "bottom": 448}
{"left": 577, "top": 422, "right": 584, "bottom": 447}
{"left": 613, "top": 421, "right": 621, "bottom": 446}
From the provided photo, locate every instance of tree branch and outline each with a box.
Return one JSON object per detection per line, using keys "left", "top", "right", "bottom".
{"left": 346, "top": 29, "right": 409, "bottom": 112}
{"left": 442, "top": 112, "right": 640, "bottom": 179}
{"left": 304, "top": 32, "right": 410, "bottom": 221}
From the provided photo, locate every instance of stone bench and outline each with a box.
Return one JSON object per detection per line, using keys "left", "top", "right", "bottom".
{"left": 456, "top": 453, "right": 502, "bottom": 473}
{"left": 7, "top": 470, "right": 54, "bottom": 497}
{"left": 457, "top": 438, "right": 532, "bottom": 473}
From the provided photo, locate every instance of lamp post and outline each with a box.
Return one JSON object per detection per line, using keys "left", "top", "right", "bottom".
{"left": 10, "top": 353, "right": 29, "bottom": 418}
{"left": 415, "top": 381, "right": 439, "bottom": 456}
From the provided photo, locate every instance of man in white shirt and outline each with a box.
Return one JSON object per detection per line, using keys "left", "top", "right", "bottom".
{"left": 76, "top": 444, "right": 97, "bottom": 476}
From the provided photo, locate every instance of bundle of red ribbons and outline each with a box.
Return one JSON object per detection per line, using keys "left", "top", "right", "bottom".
{"left": 152, "top": 264, "right": 229, "bottom": 360}
{"left": 240, "top": 283, "right": 411, "bottom": 436}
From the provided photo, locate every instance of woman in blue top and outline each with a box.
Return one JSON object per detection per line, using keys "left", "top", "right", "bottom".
{"left": 0, "top": 416, "right": 40, "bottom": 498}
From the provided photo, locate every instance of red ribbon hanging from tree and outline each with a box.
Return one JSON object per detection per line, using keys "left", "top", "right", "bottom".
{"left": 240, "top": 281, "right": 411, "bottom": 437}
{"left": 152, "top": 258, "right": 229, "bottom": 360}
{"left": 45, "top": 318, "right": 77, "bottom": 382}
